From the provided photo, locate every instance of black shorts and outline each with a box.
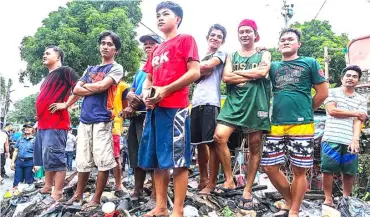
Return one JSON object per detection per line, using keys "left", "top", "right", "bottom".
{"left": 191, "top": 105, "right": 219, "bottom": 145}
{"left": 127, "top": 115, "right": 145, "bottom": 168}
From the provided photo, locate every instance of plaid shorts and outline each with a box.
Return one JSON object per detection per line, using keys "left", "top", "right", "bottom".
{"left": 261, "top": 123, "right": 314, "bottom": 168}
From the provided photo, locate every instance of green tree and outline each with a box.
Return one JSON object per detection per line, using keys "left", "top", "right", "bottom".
{"left": 290, "top": 20, "right": 349, "bottom": 85}
{"left": 8, "top": 93, "right": 38, "bottom": 123}
{"left": 19, "top": 0, "right": 143, "bottom": 85}
{"left": 69, "top": 110, "right": 81, "bottom": 127}
{"left": 268, "top": 20, "right": 349, "bottom": 85}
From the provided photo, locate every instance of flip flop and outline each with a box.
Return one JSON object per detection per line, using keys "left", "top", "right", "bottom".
{"left": 130, "top": 192, "right": 145, "bottom": 201}
{"left": 323, "top": 203, "right": 335, "bottom": 208}
{"left": 81, "top": 202, "right": 100, "bottom": 212}
{"left": 273, "top": 208, "right": 290, "bottom": 217}
{"left": 114, "top": 190, "right": 127, "bottom": 198}
{"left": 211, "top": 186, "right": 239, "bottom": 197}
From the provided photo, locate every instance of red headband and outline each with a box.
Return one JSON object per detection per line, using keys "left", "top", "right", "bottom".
{"left": 238, "top": 19, "right": 260, "bottom": 42}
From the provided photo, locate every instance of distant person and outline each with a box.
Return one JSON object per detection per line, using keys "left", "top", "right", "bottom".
{"left": 0, "top": 124, "right": 10, "bottom": 181}
{"left": 65, "top": 128, "right": 77, "bottom": 171}
{"left": 11, "top": 122, "right": 37, "bottom": 187}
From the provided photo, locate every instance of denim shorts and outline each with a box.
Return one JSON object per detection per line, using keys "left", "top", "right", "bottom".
{"left": 34, "top": 129, "right": 67, "bottom": 172}
{"left": 138, "top": 107, "right": 191, "bottom": 169}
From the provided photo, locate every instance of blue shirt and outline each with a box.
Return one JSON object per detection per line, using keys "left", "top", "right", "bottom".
{"left": 11, "top": 131, "right": 22, "bottom": 142}
{"left": 131, "top": 70, "right": 146, "bottom": 111}
{"left": 132, "top": 70, "right": 146, "bottom": 95}
{"left": 80, "top": 62, "right": 123, "bottom": 124}
{"left": 15, "top": 136, "right": 35, "bottom": 159}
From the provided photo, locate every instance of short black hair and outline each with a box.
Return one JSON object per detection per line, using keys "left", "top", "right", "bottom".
{"left": 207, "top": 24, "right": 227, "bottom": 42}
{"left": 156, "top": 1, "right": 183, "bottom": 28}
{"left": 280, "top": 28, "right": 301, "bottom": 42}
{"left": 98, "top": 30, "right": 122, "bottom": 51}
{"left": 45, "top": 45, "right": 65, "bottom": 63}
{"left": 341, "top": 65, "right": 362, "bottom": 78}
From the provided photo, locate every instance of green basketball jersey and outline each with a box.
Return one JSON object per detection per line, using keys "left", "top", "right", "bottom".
{"left": 218, "top": 51, "right": 271, "bottom": 131}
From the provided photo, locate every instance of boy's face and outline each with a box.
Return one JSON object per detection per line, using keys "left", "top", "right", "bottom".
{"left": 43, "top": 48, "right": 60, "bottom": 66}
{"left": 100, "top": 36, "right": 117, "bottom": 59}
{"left": 279, "top": 32, "right": 301, "bottom": 56}
{"left": 156, "top": 8, "right": 180, "bottom": 33}
{"left": 341, "top": 70, "right": 360, "bottom": 88}
{"left": 238, "top": 26, "right": 256, "bottom": 46}
{"left": 207, "top": 29, "right": 224, "bottom": 50}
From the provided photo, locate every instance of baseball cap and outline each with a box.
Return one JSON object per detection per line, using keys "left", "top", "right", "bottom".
{"left": 238, "top": 19, "right": 260, "bottom": 42}
{"left": 23, "top": 121, "right": 34, "bottom": 128}
{"left": 139, "top": 33, "right": 162, "bottom": 44}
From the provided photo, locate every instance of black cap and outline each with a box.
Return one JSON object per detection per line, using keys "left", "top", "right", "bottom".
{"left": 139, "top": 33, "right": 162, "bottom": 44}
{"left": 23, "top": 121, "right": 34, "bottom": 128}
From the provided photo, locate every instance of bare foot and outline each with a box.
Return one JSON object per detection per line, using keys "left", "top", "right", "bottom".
{"left": 222, "top": 180, "right": 236, "bottom": 190}
{"left": 51, "top": 193, "right": 63, "bottom": 201}
{"left": 82, "top": 200, "right": 100, "bottom": 212}
{"left": 198, "top": 185, "right": 215, "bottom": 195}
{"left": 65, "top": 195, "right": 82, "bottom": 205}
{"left": 197, "top": 179, "right": 208, "bottom": 191}
{"left": 323, "top": 199, "right": 334, "bottom": 207}
{"left": 40, "top": 186, "right": 52, "bottom": 194}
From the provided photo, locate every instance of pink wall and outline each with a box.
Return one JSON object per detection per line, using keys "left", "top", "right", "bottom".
{"left": 347, "top": 35, "right": 370, "bottom": 70}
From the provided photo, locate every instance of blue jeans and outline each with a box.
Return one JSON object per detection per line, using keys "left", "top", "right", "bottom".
{"left": 65, "top": 151, "right": 74, "bottom": 171}
{"left": 13, "top": 158, "right": 34, "bottom": 187}
{"left": 34, "top": 129, "right": 67, "bottom": 172}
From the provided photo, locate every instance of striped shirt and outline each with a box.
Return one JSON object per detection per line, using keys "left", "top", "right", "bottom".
{"left": 322, "top": 87, "right": 367, "bottom": 145}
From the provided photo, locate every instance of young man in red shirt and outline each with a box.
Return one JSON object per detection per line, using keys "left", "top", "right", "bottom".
{"left": 138, "top": 2, "right": 200, "bottom": 217}
{"left": 34, "top": 46, "right": 80, "bottom": 202}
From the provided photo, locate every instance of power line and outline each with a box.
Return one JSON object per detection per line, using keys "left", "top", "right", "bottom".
{"left": 313, "top": 0, "right": 327, "bottom": 20}
{"left": 139, "top": 21, "right": 164, "bottom": 40}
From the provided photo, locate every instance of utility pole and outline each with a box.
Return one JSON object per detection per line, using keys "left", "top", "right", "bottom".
{"left": 324, "top": 46, "right": 329, "bottom": 80}
{"left": 3, "top": 84, "right": 11, "bottom": 127}
{"left": 281, "top": 0, "right": 294, "bottom": 28}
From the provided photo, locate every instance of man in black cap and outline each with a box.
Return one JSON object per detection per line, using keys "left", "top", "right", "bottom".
{"left": 11, "top": 121, "right": 38, "bottom": 187}
{"left": 121, "top": 33, "right": 161, "bottom": 203}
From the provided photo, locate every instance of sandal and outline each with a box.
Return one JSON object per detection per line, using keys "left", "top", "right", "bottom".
{"left": 273, "top": 208, "right": 290, "bottom": 217}
{"left": 114, "top": 190, "right": 127, "bottom": 198}
{"left": 211, "top": 186, "right": 240, "bottom": 197}
{"left": 81, "top": 202, "right": 100, "bottom": 212}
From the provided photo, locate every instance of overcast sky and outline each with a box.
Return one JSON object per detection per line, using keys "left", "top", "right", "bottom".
{"left": 1, "top": 0, "right": 370, "bottom": 103}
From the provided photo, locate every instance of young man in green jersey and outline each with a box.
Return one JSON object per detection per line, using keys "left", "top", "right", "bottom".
{"left": 204, "top": 19, "right": 272, "bottom": 212}
{"left": 262, "top": 28, "right": 328, "bottom": 217}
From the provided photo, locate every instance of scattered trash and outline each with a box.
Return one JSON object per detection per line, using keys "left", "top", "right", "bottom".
{"left": 2, "top": 170, "right": 370, "bottom": 217}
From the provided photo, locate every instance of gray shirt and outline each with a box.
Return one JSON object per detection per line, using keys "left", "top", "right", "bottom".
{"left": 323, "top": 87, "right": 367, "bottom": 145}
{"left": 192, "top": 51, "right": 227, "bottom": 107}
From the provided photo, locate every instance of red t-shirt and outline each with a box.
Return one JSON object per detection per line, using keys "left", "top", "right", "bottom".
{"left": 36, "top": 66, "right": 79, "bottom": 130}
{"left": 143, "top": 34, "right": 199, "bottom": 108}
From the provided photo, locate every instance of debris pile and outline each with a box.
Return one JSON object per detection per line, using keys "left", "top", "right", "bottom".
{"left": 1, "top": 169, "right": 370, "bottom": 217}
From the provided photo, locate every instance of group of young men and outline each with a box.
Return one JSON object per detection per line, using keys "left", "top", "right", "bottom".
{"left": 29, "top": 1, "right": 367, "bottom": 217}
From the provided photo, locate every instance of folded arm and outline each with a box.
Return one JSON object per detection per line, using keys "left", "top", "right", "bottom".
{"left": 200, "top": 56, "right": 222, "bottom": 76}
{"left": 233, "top": 51, "right": 272, "bottom": 79}
{"left": 222, "top": 55, "right": 250, "bottom": 84}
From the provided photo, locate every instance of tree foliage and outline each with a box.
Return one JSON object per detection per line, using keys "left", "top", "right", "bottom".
{"left": 20, "top": 0, "right": 143, "bottom": 85}
{"left": 268, "top": 20, "right": 349, "bottom": 85}
{"left": 69, "top": 109, "right": 81, "bottom": 127}
{"left": 291, "top": 20, "right": 349, "bottom": 85}
{"left": 8, "top": 93, "right": 38, "bottom": 123}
